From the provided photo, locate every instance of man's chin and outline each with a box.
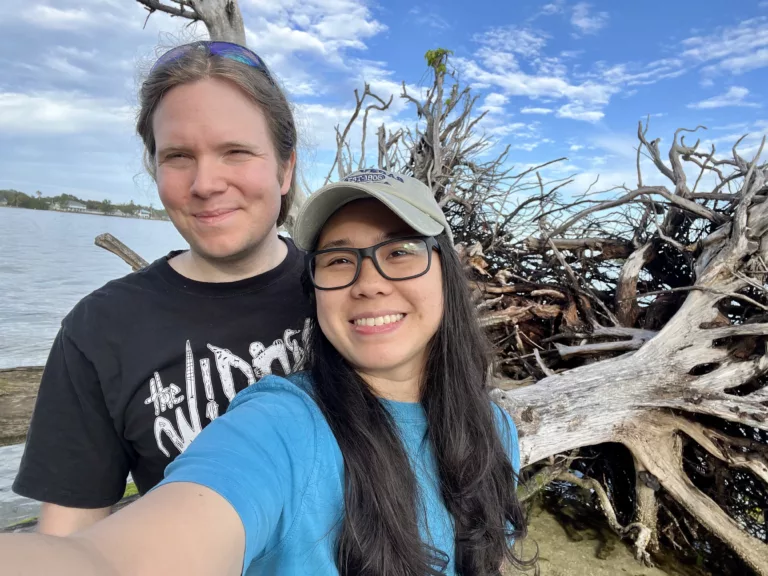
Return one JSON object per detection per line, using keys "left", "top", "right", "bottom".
{"left": 190, "top": 234, "right": 281, "bottom": 265}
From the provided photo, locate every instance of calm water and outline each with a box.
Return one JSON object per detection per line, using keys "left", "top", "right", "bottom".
{"left": 0, "top": 208, "right": 186, "bottom": 369}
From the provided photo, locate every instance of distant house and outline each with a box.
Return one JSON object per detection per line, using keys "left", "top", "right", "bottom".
{"left": 137, "top": 208, "right": 152, "bottom": 219}
{"left": 0, "top": 198, "right": 7, "bottom": 206}
{"left": 113, "top": 209, "right": 127, "bottom": 217}
{"left": 64, "top": 201, "right": 87, "bottom": 213}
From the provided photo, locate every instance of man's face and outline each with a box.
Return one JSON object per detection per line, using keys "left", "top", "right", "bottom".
{"left": 152, "top": 77, "right": 293, "bottom": 262}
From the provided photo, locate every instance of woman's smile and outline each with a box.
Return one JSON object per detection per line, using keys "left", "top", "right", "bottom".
{"left": 350, "top": 312, "right": 407, "bottom": 334}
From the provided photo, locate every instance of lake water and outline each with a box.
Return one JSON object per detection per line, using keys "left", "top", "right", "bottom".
{"left": 0, "top": 208, "right": 186, "bottom": 369}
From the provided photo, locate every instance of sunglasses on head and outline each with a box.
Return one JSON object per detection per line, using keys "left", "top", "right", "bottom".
{"left": 151, "top": 41, "right": 275, "bottom": 86}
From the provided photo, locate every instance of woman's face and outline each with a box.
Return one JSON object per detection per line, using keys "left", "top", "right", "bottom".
{"left": 152, "top": 77, "right": 293, "bottom": 262}
{"left": 315, "top": 199, "right": 444, "bottom": 385}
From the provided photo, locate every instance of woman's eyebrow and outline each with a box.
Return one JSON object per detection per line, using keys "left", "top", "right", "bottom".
{"left": 318, "top": 238, "right": 352, "bottom": 250}
{"left": 318, "top": 230, "right": 414, "bottom": 250}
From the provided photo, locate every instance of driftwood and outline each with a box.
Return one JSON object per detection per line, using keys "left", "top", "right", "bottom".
{"left": 94, "top": 234, "right": 148, "bottom": 271}
{"left": 135, "top": 0, "right": 245, "bottom": 44}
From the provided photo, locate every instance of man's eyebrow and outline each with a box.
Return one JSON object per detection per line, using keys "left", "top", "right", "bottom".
{"left": 216, "top": 140, "right": 258, "bottom": 150}
{"left": 156, "top": 145, "right": 189, "bottom": 157}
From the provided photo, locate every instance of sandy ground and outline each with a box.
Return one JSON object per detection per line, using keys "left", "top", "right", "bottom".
{"left": 504, "top": 503, "right": 677, "bottom": 576}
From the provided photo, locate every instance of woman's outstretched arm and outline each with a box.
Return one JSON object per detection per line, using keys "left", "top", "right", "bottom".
{"left": 2, "top": 482, "right": 245, "bottom": 576}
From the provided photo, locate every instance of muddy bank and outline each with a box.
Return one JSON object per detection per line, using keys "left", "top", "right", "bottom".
{"left": 505, "top": 503, "right": 684, "bottom": 576}
{"left": 0, "top": 368, "right": 42, "bottom": 447}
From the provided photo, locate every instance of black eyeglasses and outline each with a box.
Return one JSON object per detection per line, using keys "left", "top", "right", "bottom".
{"left": 151, "top": 41, "right": 275, "bottom": 86}
{"left": 306, "top": 236, "right": 440, "bottom": 290}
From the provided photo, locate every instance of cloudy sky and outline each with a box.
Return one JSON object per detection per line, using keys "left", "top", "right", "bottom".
{"left": 0, "top": 0, "right": 766, "bottom": 205}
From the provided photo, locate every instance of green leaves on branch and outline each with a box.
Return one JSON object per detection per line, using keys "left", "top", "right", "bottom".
{"left": 425, "top": 48, "right": 453, "bottom": 76}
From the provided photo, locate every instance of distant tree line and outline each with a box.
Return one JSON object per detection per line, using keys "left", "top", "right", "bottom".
{"left": 0, "top": 189, "right": 168, "bottom": 220}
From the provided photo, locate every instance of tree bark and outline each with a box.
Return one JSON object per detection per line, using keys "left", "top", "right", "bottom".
{"left": 135, "top": 0, "right": 245, "bottom": 44}
{"left": 188, "top": 0, "right": 245, "bottom": 45}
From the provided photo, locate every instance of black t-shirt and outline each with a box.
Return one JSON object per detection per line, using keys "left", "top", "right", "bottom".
{"left": 13, "top": 238, "right": 311, "bottom": 508}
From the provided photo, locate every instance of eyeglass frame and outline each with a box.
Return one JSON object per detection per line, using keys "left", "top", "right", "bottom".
{"left": 150, "top": 41, "right": 276, "bottom": 87}
{"left": 305, "top": 235, "right": 441, "bottom": 291}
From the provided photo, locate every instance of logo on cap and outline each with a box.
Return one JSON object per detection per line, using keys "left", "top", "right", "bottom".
{"left": 343, "top": 168, "right": 404, "bottom": 184}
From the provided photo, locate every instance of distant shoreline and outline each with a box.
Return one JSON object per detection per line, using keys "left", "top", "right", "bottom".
{"left": 0, "top": 204, "right": 170, "bottom": 222}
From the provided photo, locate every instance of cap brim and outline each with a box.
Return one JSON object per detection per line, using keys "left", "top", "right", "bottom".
{"left": 294, "top": 182, "right": 445, "bottom": 250}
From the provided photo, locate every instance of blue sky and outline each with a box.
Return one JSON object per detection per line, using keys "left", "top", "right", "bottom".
{"left": 0, "top": 0, "right": 766, "bottom": 206}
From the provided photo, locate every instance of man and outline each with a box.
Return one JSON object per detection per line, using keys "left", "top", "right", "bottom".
{"left": 13, "top": 45, "right": 311, "bottom": 535}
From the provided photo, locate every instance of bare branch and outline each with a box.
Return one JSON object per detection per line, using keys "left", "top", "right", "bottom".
{"left": 136, "top": 0, "right": 198, "bottom": 20}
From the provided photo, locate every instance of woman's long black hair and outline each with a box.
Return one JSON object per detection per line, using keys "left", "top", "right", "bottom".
{"left": 305, "top": 233, "right": 533, "bottom": 575}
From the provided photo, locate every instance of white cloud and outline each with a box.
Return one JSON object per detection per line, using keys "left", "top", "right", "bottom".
{"left": 556, "top": 103, "right": 604, "bottom": 123}
{"left": 408, "top": 7, "right": 450, "bottom": 30}
{"left": 571, "top": 3, "right": 609, "bottom": 35}
{"left": 461, "top": 22, "right": 626, "bottom": 124}
{"left": 459, "top": 56, "right": 616, "bottom": 105}
{"left": 711, "top": 48, "right": 768, "bottom": 75}
{"left": 238, "top": 0, "right": 389, "bottom": 100}
{"left": 521, "top": 107, "right": 553, "bottom": 114}
{"left": 682, "top": 17, "right": 768, "bottom": 75}
{"left": 44, "top": 56, "right": 89, "bottom": 79}
{"left": 0, "top": 92, "right": 133, "bottom": 133}
{"left": 312, "top": 12, "right": 384, "bottom": 44}
{"left": 480, "top": 93, "right": 508, "bottom": 115}
{"left": 473, "top": 26, "right": 549, "bottom": 60}
{"left": 530, "top": 0, "right": 564, "bottom": 19}
{"left": 688, "top": 86, "right": 760, "bottom": 109}
{"left": 595, "top": 58, "right": 685, "bottom": 86}
{"left": 485, "top": 122, "right": 532, "bottom": 138}
{"left": 512, "top": 142, "right": 543, "bottom": 152}
{"left": 21, "top": 5, "right": 95, "bottom": 29}
{"left": 570, "top": 144, "right": 584, "bottom": 151}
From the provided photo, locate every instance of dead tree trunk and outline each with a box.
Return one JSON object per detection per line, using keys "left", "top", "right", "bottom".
{"left": 135, "top": 0, "right": 245, "bottom": 44}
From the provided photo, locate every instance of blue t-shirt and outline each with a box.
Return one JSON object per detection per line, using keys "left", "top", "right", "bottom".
{"left": 157, "top": 373, "right": 520, "bottom": 575}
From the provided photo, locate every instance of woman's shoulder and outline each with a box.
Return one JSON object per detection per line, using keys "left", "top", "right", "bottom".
{"left": 223, "top": 372, "right": 325, "bottom": 437}
{"left": 228, "top": 371, "right": 316, "bottom": 411}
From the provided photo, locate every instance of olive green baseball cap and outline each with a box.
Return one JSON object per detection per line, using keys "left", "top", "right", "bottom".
{"left": 294, "top": 169, "right": 453, "bottom": 250}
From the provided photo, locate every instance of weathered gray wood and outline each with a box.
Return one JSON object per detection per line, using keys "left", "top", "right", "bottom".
{"left": 94, "top": 233, "right": 148, "bottom": 271}
{"left": 492, "top": 162, "right": 768, "bottom": 573}
{"left": 135, "top": 0, "right": 245, "bottom": 44}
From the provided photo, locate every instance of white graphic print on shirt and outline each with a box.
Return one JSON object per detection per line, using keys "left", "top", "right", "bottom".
{"left": 145, "top": 318, "right": 311, "bottom": 457}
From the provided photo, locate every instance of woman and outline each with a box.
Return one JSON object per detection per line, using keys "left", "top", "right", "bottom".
{"left": 3, "top": 169, "right": 530, "bottom": 574}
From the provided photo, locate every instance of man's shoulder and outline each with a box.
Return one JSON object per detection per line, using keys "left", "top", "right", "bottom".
{"left": 62, "top": 256, "right": 171, "bottom": 332}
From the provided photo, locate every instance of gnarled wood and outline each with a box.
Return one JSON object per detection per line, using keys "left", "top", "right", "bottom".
{"left": 135, "top": 0, "right": 245, "bottom": 44}
{"left": 94, "top": 233, "right": 148, "bottom": 271}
